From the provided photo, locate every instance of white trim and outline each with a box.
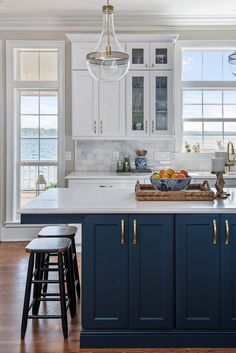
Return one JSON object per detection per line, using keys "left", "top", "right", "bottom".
{"left": 66, "top": 33, "right": 179, "bottom": 43}
{"left": 2, "top": 14, "right": 236, "bottom": 30}
{"left": 6, "top": 40, "right": 65, "bottom": 223}
{"left": 0, "top": 40, "right": 4, "bottom": 227}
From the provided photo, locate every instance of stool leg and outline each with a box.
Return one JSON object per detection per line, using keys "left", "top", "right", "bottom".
{"left": 58, "top": 253, "right": 68, "bottom": 339}
{"left": 32, "top": 253, "right": 41, "bottom": 315}
{"left": 64, "top": 248, "right": 76, "bottom": 318}
{"left": 71, "top": 238, "right": 80, "bottom": 298}
{"left": 42, "top": 253, "right": 50, "bottom": 297}
{"left": 21, "top": 252, "right": 34, "bottom": 339}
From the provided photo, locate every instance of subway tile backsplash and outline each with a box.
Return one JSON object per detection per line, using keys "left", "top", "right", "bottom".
{"left": 75, "top": 140, "right": 212, "bottom": 171}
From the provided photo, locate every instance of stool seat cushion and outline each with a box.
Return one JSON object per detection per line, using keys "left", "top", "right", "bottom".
{"left": 25, "top": 238, "right": 71, "bottom": 253}
{"left": 38, "top": 226, "right": 77, "bottom": 237}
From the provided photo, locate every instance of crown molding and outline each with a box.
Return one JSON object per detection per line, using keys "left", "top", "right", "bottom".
{"left": 1, "top": 13, "right": 236, "bottom": 30}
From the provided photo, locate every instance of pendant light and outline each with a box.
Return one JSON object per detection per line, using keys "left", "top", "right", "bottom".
{"left": 228, "top": 51, "right": 236, "bottom": 76}
{"left": 86, "top": 0, "right": 130, "bottom": 82}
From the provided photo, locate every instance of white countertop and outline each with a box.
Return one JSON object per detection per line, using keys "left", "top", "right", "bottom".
{"left": 20, "top": 186, "right": 236, "bottom": 214}
{"left": 65, "top": 170, "right": 236, "bottom": 180}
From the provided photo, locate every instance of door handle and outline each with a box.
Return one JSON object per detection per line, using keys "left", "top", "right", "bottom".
{"left": 133, "top": 220, "right": 137, "bottom": 245}
{"left": 213, "top": 219, "right": 217, "bottom": 244}
{"left": 225, "top": 220, "right": 229, "bottom": 245}
{"left": 121, "top": 219, "right": 125, "bottom": 245}
{"left": 145, "top": 121, "right": 148, "bottom": 134}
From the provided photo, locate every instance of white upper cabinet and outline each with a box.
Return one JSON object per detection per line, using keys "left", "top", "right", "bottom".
{"left": 126, "top": 43, "right": 173, "bottom": 70}
{"left": 126, "top": 43, "right": 150, "bottom": 70}
{"left": 72, "top": 71, "right": 125, "bottom": 138}
{"left": 67, "top": 33, "right": 177, "bottom": 139}
{"left": 150, "top": 43, "right": 173, "bottom": 70}
{"left": 126, "top": 71, "right": 150, "bottom": 136}
{"left": 71, "top": 43, "right": 95, "bottom": 70}
{"left": 99, "top": 79, "right": 126, "bottom": 137}
{"left": 72, "top": 71, "right": 98, "bottom": 138}
{"left": 150, "top": 71, "right": 172, "bottom": 135}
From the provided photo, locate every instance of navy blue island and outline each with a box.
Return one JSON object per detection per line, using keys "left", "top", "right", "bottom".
{"left": 20, "top": 186, "right": 236, "bottom": 348}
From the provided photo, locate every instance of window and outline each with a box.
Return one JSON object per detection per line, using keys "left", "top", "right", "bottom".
{"left": 178, "top": 44, "right": 236, "bottom": 151}
{"left": 6, "top": 42, "right": 65, "bottom": 221}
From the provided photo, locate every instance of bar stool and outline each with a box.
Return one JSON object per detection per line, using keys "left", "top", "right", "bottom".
{"left": 21, "top": 237, "right": 76, "bottom": 339}
{"left": 38, "top": 226, "right": 80, "bottom": 298}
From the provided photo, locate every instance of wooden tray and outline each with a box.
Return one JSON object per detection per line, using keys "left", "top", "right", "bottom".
{"left": 135, "top": 180, "right": 216, "bottom": 201}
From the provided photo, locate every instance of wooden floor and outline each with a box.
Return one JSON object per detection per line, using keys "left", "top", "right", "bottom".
{"left": 1, "top": 242, "right": 236, "bottom": 353}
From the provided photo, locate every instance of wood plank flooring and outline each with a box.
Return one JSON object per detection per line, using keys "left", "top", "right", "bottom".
{"left": 0, "top": 242, "right": 236, "bottom": 353}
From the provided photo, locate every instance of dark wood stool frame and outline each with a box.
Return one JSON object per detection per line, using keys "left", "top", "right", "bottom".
{"left": 21, "top": 239, "right": 76, "bottom": 339}
{"left": 38, "top": 226, "right": 80, "bottom": 299}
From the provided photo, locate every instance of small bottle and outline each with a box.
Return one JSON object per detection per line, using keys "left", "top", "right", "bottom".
{"left": 124, "top": 155, "right": 130, "bottom": 172}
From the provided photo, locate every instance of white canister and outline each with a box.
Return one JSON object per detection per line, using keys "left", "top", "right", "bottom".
{"left": 211, "top": 157, "right": 225, "bottom": 173}
{"left": 215, "top": 151, "right": 228, "bottom": 164}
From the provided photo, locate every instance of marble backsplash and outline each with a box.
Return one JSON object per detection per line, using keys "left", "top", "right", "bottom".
{"left": 75, "top": 140, "right": 213, "bottom": 172}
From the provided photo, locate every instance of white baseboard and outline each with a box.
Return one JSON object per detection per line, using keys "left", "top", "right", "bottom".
{"left": 1, "top": 224, "right": 42, "bottom": 241}
{"left": 0, "top": 223, "right": 82, "bottom": 252}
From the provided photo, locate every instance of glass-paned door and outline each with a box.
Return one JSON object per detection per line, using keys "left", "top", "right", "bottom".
{"left": 126, "top": 71, "right": 149, "bottom": 136}
{"left": 19, "top": 90, "right": 58, "bottom": 207}
{"left": 150, "top": 71, "right": 172, "bottom": 135}
{"left": 126, "top": 43, "right": 149, "bottom": 70}
{"left": 150, "top": 43, "right": 173, "bottom": 70}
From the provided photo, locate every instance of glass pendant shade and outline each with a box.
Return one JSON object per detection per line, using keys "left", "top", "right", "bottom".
{"left": 228, "top": 51, "right": 236, "bottom": 76}
{"left": 86, "top": 3, "right": 130, "bottom": 81}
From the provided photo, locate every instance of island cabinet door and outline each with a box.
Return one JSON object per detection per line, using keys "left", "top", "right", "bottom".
{"left": 129, "top": 214, "right": 174, "bottom": 329}
{"left": 176, "top": 215, "right": 221, "bottom": 329}
{"left": 221, "top": 215, "right": 236, "bottom": 329}
{"left": 82, "top": 215, "right": 129, "bottom": 329}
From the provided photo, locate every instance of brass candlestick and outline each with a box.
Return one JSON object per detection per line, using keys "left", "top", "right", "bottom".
{"left": 211, "top": 171, "right": 229, "bottom": 199}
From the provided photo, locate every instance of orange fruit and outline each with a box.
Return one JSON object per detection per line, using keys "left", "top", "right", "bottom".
{"left": 159, "top": 170, "right": 166, "bottom": 177}
{"left": 178, "top": 173, "right": 186, "bottom": 179}
{"left": 180, "top": 169, "right": 189, "bottom": 177}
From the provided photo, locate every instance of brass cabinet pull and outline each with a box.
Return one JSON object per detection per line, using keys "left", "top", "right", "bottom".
{"left": 152, "top": 120, "right": 154, "bottom": 133}
{"left": 225, "top": 220, "right": 229, "bottom": 245}
{"left": 100, "top": 120, "right": 103, "bottom": 134}
{"left": 213, "top": 219, "right": 217, "bottom": 244}
{"left": 121, "top": 219, "right": 125, "bottom": 245}
{"left": 152, "top": 63, "right": 154, "bottom": 68}
{"left": 145, "top": 121, "right": 148, "bottom": 134}
{"left": 93, "top": 121, "right": 97, "bottom": 134}
{"left": 145, "top": 63, "right": 148, "bottom": 68}
{"left": 133, "top": 220, "right": 137, "bottom": 245}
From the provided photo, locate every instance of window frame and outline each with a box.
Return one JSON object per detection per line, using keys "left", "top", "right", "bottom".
{"left": 6, "top": 40, "right": 65, "bottom": 222}
{"left": 175, "top": 40, "right": 236, "bottom": 153}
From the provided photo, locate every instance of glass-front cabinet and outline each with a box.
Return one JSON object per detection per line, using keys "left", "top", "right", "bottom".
{"left": 126, "top": 43, "right": 150, "bottom": 70}
{"left": 150, "top": 71, "right": 172, "bottom": 135}
{"left": 126, "top": 71, "right": 149, "bottom": 136}
{"left": 150, "top": 43, "right": 173, "bottom": 70}
{"left": 126, "top": 71, "right": 172, "bottom": 137}
{"left": 126, "top": 43, "right": 173, "bottom": 70}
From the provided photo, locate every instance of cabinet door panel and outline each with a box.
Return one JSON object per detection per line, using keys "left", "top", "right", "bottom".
{"left": 72, "top": 42, "right": 96, "bottom": 70}
{"left": 99, "top": 78, "right": 125, "bottom": 137}
{"left": 150, "top": 71, "right": 172, "bottom": 135}
{"left": 221, "top": 215, "right": 236, "bottom": 329}
{"left": 126, "top": 71, "right": 149, "bottom": 136}
{"left": 82, "top": 215, "right": 129, "bottom": 329}
{"left": 126, "top": 43, "right": 150, "bottom": 70}
{"left": 150, "top": 43, "right": 173, "bottom": 70}
{"left": 176, "top": 215, "right": 221, "bottom": 329}
{"left": 72, "top": 71, "right": 98, "bottom": 137}
{"left": 129, "top": 215, "right": 174, "bottom": 329}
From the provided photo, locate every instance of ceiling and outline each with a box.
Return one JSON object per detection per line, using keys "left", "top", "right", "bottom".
{"left": 1, "top": 0, "right": 236, "bottom": 29}
{"left": 0, "top": 0, "right": 236, "bottom": 17}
